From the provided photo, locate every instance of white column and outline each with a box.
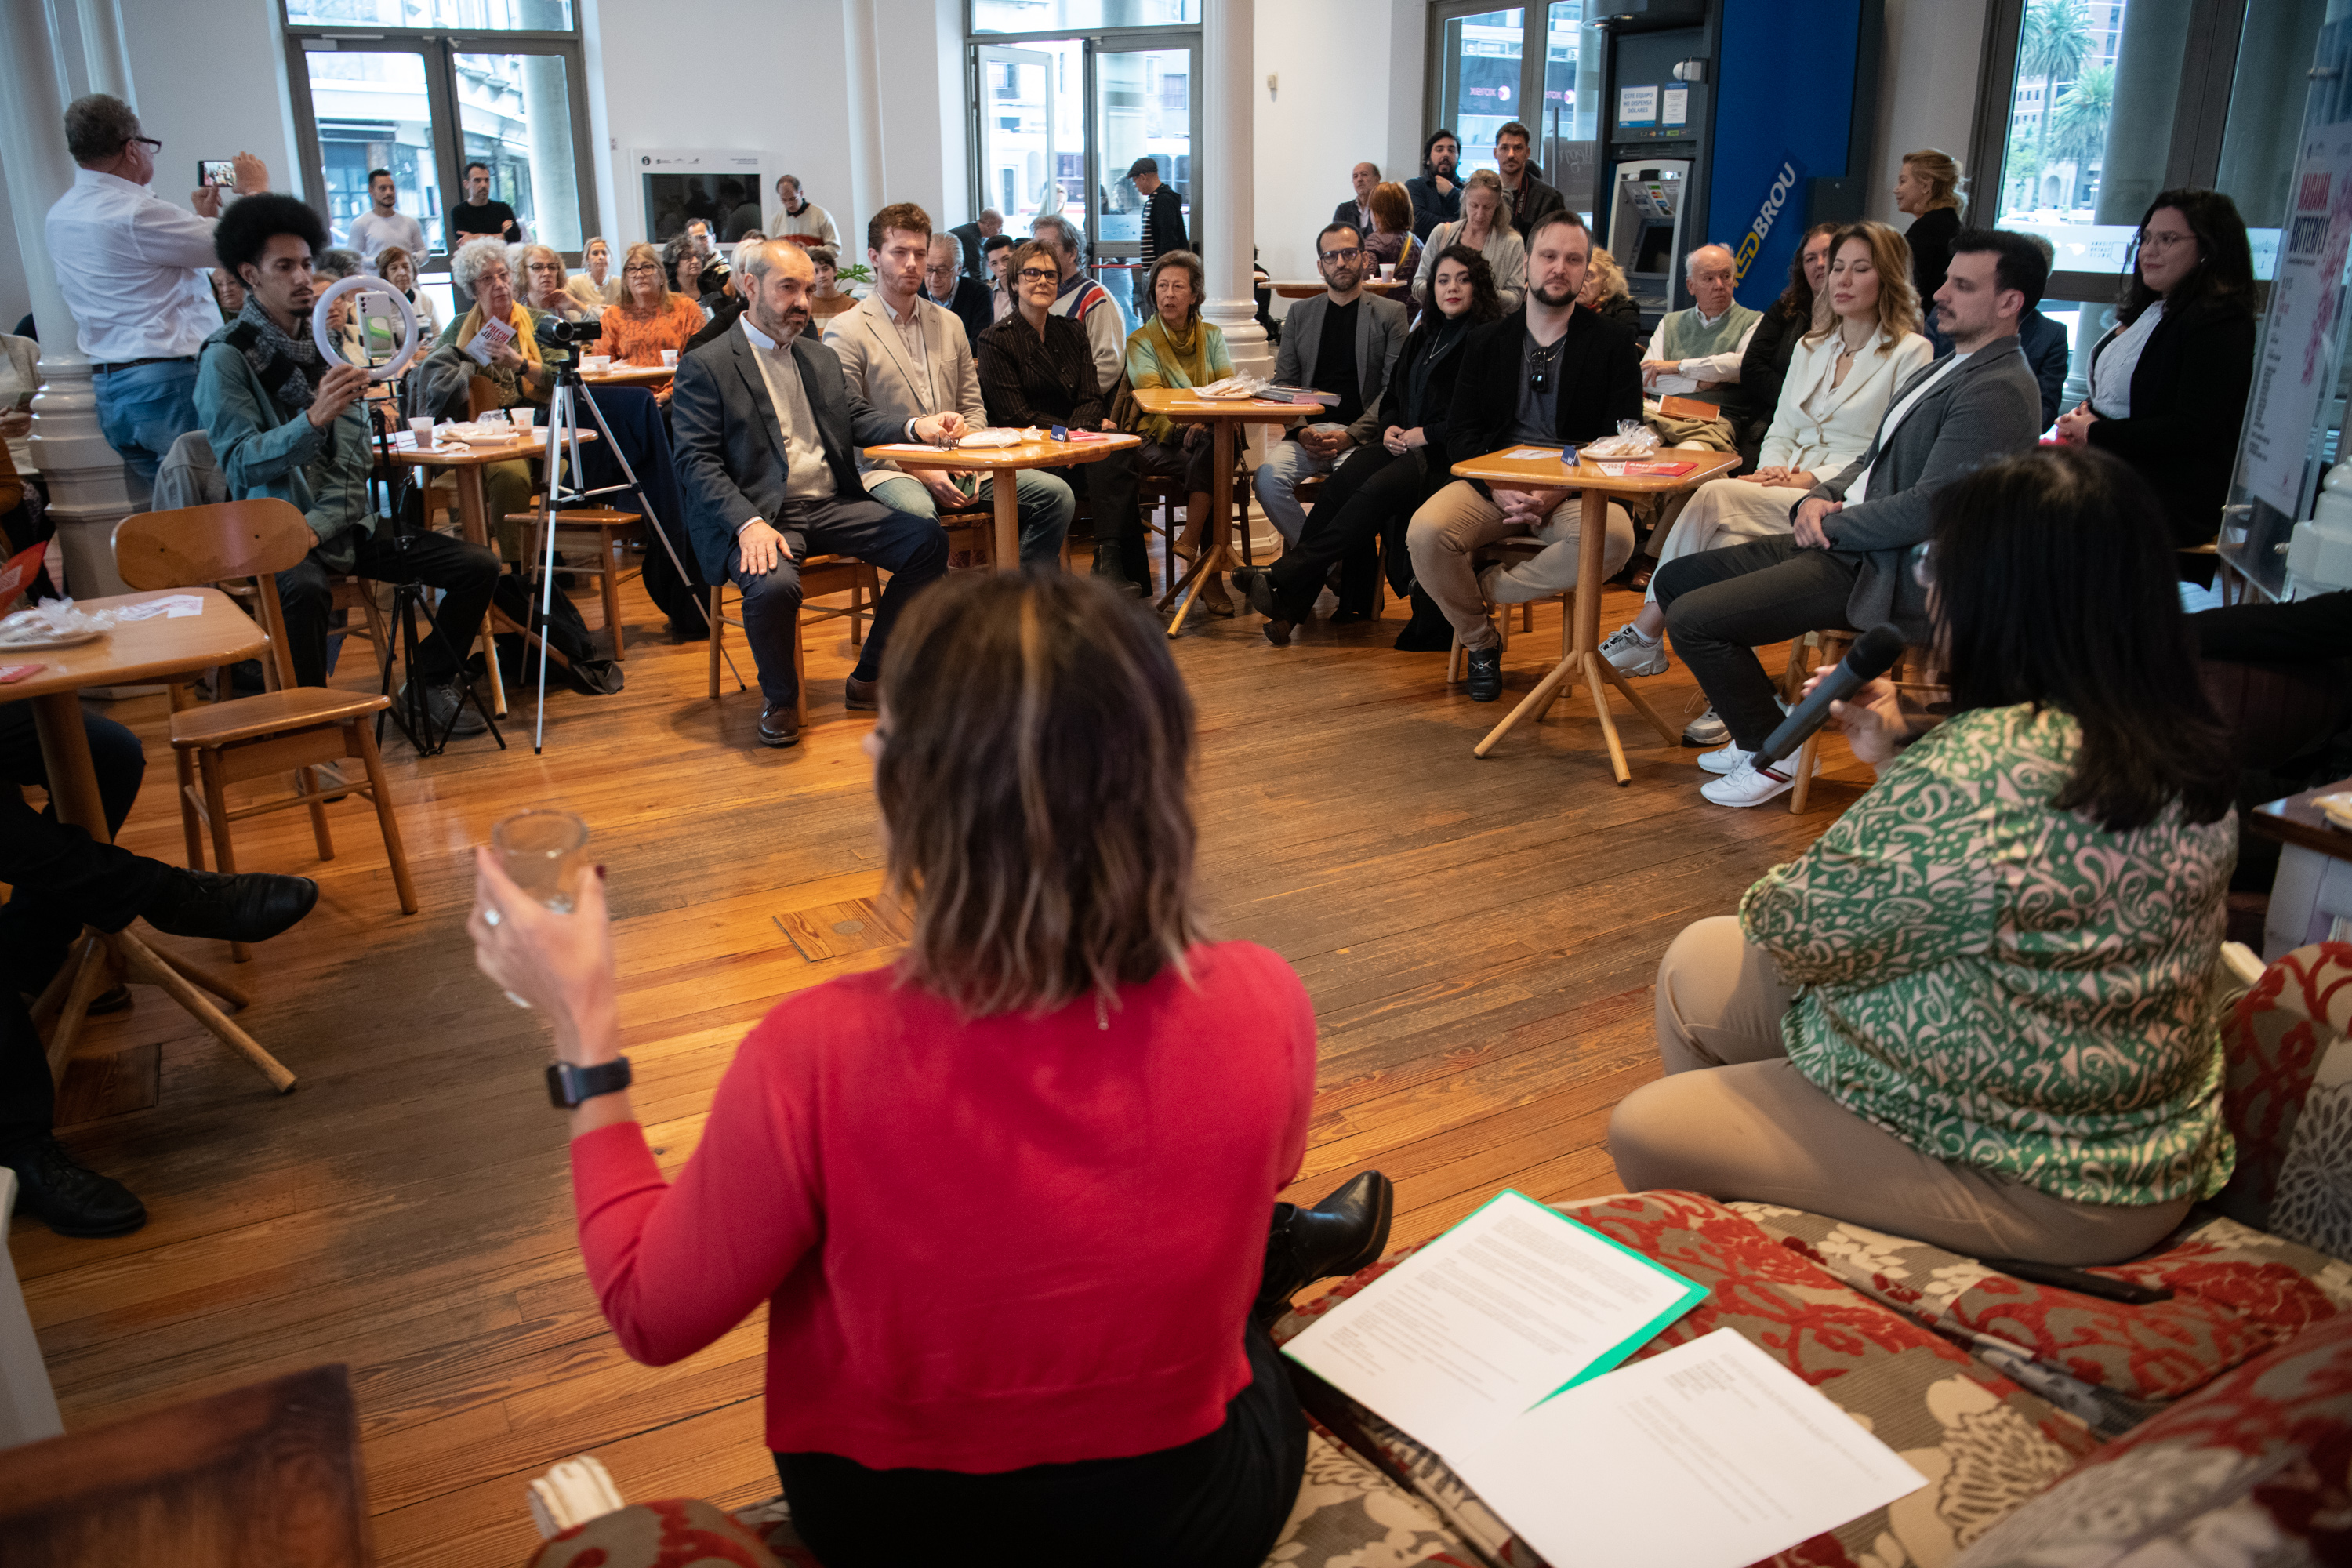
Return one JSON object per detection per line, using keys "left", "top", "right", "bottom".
{"left": 1, "top": 0, "right": 144, "bottom": 597}
{"left": 1198, "top": 0, "right": 1266, "bottom": 376}
{"left": 74, "top": 0, "right": 134, "bottom": 105}
{"left": 842, "top": 0, "right": 887, "bottom": 256}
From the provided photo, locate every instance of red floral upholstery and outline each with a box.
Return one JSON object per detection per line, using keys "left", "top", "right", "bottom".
{"left": 2216, "top": 942, "right": 2352, "bottom": 1257}
{"left": 529, "top": 1497, "right": 786, "bottom": 1568}
{"left": 1950, "top": 1308, "right": 2352, "bottom": 1566}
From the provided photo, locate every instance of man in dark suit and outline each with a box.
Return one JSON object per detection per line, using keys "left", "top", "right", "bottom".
{"left": 1253, "top": 222, "right": 1408, "bottom": 546}
{"left": 922, "top": 235, "right": 995, "bottom": 349}
{"left": 670, "top": 239, "right": 955, "bottom": 749}
{"left": 1332, "top": 162, "right": 1379, "bottom": 235}
{"left": 948, "top": 209, "right": 1002, "bottom": 278}
{"left": 1656, "top": 228, "right": 2047, "bottom": 806}
{"left": 1406, "top": 209, "right": 1642, "bottom": 702}
{"left": 1494, "top": 122, "right": 1566, "bottom": 240}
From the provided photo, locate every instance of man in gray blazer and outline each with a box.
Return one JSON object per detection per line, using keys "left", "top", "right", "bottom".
{"left": 826, "top": 202, "right": 1073, "bottom": 568}
{"left": 672, "top": 239, "right": 956, "bottom": 750}
{"left": 1656, "top": 229, "right": 2049, "bottom": 807}
{"left": 1253, "top": 221, "right": 1408, "bottom": 544}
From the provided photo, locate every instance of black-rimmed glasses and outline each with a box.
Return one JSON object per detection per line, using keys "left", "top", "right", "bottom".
{"left": 128, "top": 136, "right": 162, "bottom": 154}
{"left": 1319, "top": 246, "right": 1362, "bottom": 263}
{"left": 1016, "top": 267, "right": 1059, "bottom": 282}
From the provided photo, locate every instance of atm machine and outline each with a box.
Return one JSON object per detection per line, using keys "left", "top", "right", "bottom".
{"left": 1605, "top": 160, "right": 1690, "bottom": 321}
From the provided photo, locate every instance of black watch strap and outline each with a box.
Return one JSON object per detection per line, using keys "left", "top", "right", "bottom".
{"left": 546, "top": 1057, "right": 632, "bottom": 1109}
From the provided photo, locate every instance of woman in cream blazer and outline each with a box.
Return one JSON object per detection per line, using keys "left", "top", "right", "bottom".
{"left": 1600, "top": 220, "right": 1930, "bottom": 662}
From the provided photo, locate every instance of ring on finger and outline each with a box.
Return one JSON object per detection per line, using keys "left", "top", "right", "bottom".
{"left": 484, "top": 907, "right": 503, "bottom": 928}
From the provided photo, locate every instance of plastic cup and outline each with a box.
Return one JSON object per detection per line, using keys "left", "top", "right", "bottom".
{"left": 513, "top": 407, "right": 535, "bottom": 431}
{"left": 661, "top": 349, "right": 678, "bottom": 368}
{"left": 1379, "top": 263, "right": 1396, "bottom": 279}
{"left": 408, "top": 416, "right": 434, "bottom": 448}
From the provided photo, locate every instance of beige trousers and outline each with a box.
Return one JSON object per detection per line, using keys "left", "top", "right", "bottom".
{"left": 1606, "top": 916, "right": 2194, "bottom": 1266}
{"left": 1405, "top": 480, "right": 1635, "bottom": 652}
{"left": 1642, "top": 477, "right": 1808, "bottom": 604}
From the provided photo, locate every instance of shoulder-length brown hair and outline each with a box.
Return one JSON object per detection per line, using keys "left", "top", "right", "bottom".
{"left": 1806, "top": 220, "right": 1922, "bottom": 349}
{"left": 877, "top": 572, "right": 1204, "bottom": 1017}
{"left": 1369, "top": 180, "right": 1414, "bottom": 236}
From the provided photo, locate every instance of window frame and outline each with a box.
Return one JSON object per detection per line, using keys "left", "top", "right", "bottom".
{"left": 280, "top": 5, "right": 597, "bottom": 267}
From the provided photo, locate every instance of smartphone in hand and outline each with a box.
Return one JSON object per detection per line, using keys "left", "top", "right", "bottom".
{"left": 198, "top": 160, "right": 237, "bottom": 188}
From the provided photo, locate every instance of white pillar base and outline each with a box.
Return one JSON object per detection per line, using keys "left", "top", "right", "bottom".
{"left": 27, "top": 358, "right": 145, "bottom": 599}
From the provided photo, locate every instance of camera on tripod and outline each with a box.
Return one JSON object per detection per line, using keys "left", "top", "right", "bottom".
{"left": 543, "top": 314, "right": 603, "bottom": 346}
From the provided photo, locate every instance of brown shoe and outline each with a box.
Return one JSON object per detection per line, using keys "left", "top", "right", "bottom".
{"left": 757, "top": 704, "right": 800, "bottom": 748}
{"left": 844, "top": 673, "right": 880, "bottom": 711}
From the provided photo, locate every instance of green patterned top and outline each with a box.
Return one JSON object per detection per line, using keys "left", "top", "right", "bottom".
{"left": 1738, "top": 703, "right": 2238, "bottom": 1207}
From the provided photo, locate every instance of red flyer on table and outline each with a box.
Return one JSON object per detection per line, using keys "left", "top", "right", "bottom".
{"left": 1620, "top": 460, "right": 1697, "bottom": 477}
{"left": 0, "top": 664, "right": 42, "bottom": 684}
{"left": 0, "top": 541, "right": 45, "bottom": 606}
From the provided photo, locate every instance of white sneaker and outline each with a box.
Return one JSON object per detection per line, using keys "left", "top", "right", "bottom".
{"left": 1697, "top": 742, "right": 1752, "bottom": 775}
{"left": 1682, "top": 706, "right": 1729, "bottom": 746}
{"left": 1701, "top": 759, "right": 1795, "bottom": 808}
{"left": 1599, "top": 622, "right": 1668, "bottom": 677}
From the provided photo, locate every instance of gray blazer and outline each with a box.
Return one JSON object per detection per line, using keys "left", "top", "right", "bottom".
{"left": 1273, "top": 290, "right": 1409, "bottom": 446}
{"left": 1804, "top": 336, "right": 2042, "bottom": 630}
{"left": 823, "top": 293, "right": 985, "bottom": 479}
{"left": 670, "top": 321, "right": 904, "bottom": 583}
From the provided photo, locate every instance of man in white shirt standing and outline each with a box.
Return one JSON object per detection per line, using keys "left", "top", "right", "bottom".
{"left": 343, "top": 169, "right": 426, "bottom": 272}
{"left": 43, "top": 93, "right": 267, "bottom": 481}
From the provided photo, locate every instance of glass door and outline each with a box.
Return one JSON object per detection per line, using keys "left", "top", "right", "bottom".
{"left": 1094, "top": 42, "right": 1196, "bottom": 323}
{"left": 1435, "top": 7, "right": 1526, "bottom": 176}
{"left": 296, "top": 45, "right": 448, "bottom": 258}
{"left": 976, "top": 43, "right": 1076, "bottom": 241}
{"left": 454, "top": 49, "right": 585, "bottom": 252}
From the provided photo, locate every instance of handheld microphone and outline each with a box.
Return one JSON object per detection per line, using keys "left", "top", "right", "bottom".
{"left": 1753, "top": 622, "right": 1907, "bottom": 768}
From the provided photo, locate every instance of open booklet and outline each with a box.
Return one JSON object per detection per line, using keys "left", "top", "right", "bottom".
{"left": 1282, "top": 1190, "right": 1925, "bottom": 1566}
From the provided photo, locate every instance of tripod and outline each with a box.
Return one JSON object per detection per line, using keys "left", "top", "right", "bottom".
{"left": 529, "top": 362, "right": 739, "bottom": 753}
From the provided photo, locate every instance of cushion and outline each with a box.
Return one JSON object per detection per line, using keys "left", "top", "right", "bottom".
{"left": 1276, "top": 1191, "right": 2100, "bottom": 1568}
{"left": 2215, "top": 941, "right": 2352, "bottom": 1257}
{"left": 1950, "top": 1309, "right": 2352, "bottom": 1567}
{"left": 529, "top": 1497, "right": 786, "bottom": 1568}
{"left": 1733, "top": 1207, "right": 2352, "bottom": 1439}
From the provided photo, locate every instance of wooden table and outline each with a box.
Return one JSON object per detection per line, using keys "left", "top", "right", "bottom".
{"left": 2249, "top": 775, "right": 2352, "bottom": 958}
{"left": 1129, "top": 388, "right": 1319, "bottom": 636}
{"left": 579, "top": 363, "right": 673, "bottom": 389}
{"left": 1451, "top": 445, "right": 1744, "bottom": 783}
{"left": 860, "top": 431, "right": 1142, "bottom": 572}
{"left": 1271, "top": 278, "right": 1408, "bottom": 299}
{"left": 6, "top": 589, "right": 297, "bottom": 1092}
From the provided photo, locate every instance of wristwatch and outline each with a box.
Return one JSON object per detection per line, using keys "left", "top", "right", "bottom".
{"left": 546, "top": 1057, "right": 632, "bottom": 1109}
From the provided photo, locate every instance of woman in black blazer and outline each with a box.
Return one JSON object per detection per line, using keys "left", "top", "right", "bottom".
{"left": 1231, "top": 245, "right": 1505, "bottom": 646}
{"left": 2056, "top": 187, "right": 2258, "bottom": 553}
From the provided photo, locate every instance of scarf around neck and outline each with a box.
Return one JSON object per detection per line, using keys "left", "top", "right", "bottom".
{"left": 232, "top": 296, "right": 323, "bottom": 417}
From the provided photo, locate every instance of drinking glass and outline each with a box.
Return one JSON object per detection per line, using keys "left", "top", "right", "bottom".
{"left": 489, "top": 808, "right": 590, "bottom": 1007}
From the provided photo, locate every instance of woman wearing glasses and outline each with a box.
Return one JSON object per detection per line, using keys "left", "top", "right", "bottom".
{"left": 2054, "top": 188, "right": 2256, "bottom": 554}
{"left": 1610, "top": 448, "right": 2238, "bottom": 1268}
{"left": 593, "top": 241, "right": 704, "bottom": 403}
{"left": 1410, "top": 169, "right": 1525, "bottom": 313}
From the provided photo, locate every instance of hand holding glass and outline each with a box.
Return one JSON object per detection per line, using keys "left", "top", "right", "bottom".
{"left": 488, "top": 809, "right": 589, "bottom": 1007}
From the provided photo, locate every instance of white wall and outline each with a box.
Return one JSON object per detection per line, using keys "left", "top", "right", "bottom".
{"left": 1869, "top": 0, "right": 1991, "bottom": 225}
{"left": 1252, "top": 0, "right": 1425, "bottom": 289}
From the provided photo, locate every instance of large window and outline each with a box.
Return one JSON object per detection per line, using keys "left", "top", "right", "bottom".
{"left": 1426, "top": 4, "right": 1603, "bottom": 216}
{"left": 281, "top": 1, "right": 594, "bottom": 263}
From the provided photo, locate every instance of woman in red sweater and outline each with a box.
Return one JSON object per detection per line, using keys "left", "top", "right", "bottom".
{"left": 470, "top": 572, "right": 1388, "bottom": 1566}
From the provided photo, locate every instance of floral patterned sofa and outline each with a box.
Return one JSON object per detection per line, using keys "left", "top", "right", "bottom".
{"left": 524, "top": 943, "right": 2352, "bottom": 1567}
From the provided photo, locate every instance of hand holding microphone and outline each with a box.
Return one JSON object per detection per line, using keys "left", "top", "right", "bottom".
{"left": 1753, "top": 623, "right": 1907, "bottom": 769}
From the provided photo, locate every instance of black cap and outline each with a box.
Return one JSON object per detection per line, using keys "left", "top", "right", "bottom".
{"left": 1127, "top": 157, "right": 1160, "bottom": 180}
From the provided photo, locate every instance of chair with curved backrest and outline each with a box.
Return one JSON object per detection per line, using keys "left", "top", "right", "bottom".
{"left": 113, "top": 499, "right": 417, "bottom": 958}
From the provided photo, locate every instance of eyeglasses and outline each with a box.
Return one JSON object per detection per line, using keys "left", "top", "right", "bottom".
{"left": 127, "top": 136, "right": 162, "bottom": 154}
{"left": 1319, "top": 246, "right": 1362, "bottom": 263}
{"left": 1016, "top": 267, "right": 1059, "bottom": 282}
{"left": 623, "top": 263, "right": 660, "bottom": 275}
{"left": 2136, "top": 230, "right": 2196, "bottom": 253}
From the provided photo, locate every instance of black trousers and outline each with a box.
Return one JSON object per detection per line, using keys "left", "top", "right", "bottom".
{"left": 1052, "top": 449, "right": 1144, "bottom": 581}
{"left": 277, "top": 527, "right": 503, "bottom": 688}
{"left": 1267, "top": 443, "right": 1429, "bottom": 622}
{"left": 728, "top": 494, "right": 949, "bottom": 708}
{"left": 1, "top": 703, "right": 154, "bottom": 1155}
{"left": 775, "top": 1316, "right": 1308, "bottom": 1568}
{"left": 1655, "top": 535, "right": 1862, "bottom": 751}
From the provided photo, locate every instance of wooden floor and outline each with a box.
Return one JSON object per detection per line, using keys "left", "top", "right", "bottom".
{"left": 9, "top": 550, "right": 1870, "bottom": 1565}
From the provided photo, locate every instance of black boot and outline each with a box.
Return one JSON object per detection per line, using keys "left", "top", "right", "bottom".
{"left": 1255, "top": 1170, "right": 1394, "bottom": 1323}
{"left": 1391, "top": 587, "right": 1454, "bottom": 652}
{"left": 4, "top": 1137, "right": 147, "bottom": 1237}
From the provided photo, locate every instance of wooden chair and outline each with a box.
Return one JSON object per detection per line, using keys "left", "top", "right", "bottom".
{"left": 706, "top": 554, "right": 881, "bottom": 731}
{"left": 1779, "top": 628, "right": 1944, "bottom": 813}
{"left": 0, "top": 1363, "right": 372, "bottom": 1566}
{"left": 509, "top": 505, "right": 644, "bottom": 659}
{"left": 114, "top": 500, "right": 419, "bottom": 957}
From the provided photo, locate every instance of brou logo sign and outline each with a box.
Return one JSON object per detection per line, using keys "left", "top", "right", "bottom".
{"left": 1733, "top": 154, "right": 1807, "bottom": 283}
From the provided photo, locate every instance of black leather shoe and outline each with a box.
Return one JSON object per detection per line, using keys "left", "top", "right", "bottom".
{"left": 143, "top": 869, "right": 318, "bottom": 945}
{"left": 4, "top": 1137, "right": 147, "bottom": 1237}
{"left": 758, "top": 704, "right": 800, "bottom": 748}
{"left": 1262, "top": 617, "right": 1294, "bottom": 648}
{"left": 1255, "top": 1170, "right": 1394, "bottom": 1322}
{"left": 844, "top": 674, "right": 880, "bottom": 711}
{"left": 1466, "top": 646, "right": 1504, "bottom": 702}
{"left": 1230, "top": 565, "right": 1276, "bottom": 619}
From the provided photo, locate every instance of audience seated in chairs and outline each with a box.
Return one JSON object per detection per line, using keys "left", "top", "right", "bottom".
{"left": 198, "top": 194, "right": 499, "bottom": 736}
{"left": 1610, "top": 448, "right": 2239, "bottom": 1269}
{"left": 411, "top": 236, "right": 557, "bottom": 563}
{"left": 1252, "top": 223, "right": 1407, "bottom": 573}
{"left": 804, "top": 245, "right": 858, "bottom": 331}
{"left": 519, "top": 244, "right": 593, "bottom": 371}
{"left": 1027, "top": 214, "right": 1127, "bottom": 391}
{"left": 982, "top": 233, "right": 1016, "bottom": 323}
{"left": 921, "top": 233, "right": 993, "bottom": 350}
{"left": 1123, "top": 249, "right": 1231, "bottom": 587}
{"left": 975, "top": 241, "right": 1148, "bottom": 600}
{"left": 1235, "top": 245, "right": 1505, "bottom": 650}
{"left": 1359, "top": 181, "right": 1421, "bottom": 292}
{"left": 1653, "top": 227, "right": 2045, "bottom": 807}
{"left": 1412, "top": 169, "right": 1524, "bottom": 313}
{"left": 1576, "top": 245, "right": 1642, "bottom": 336}
{"left": 1719, "top": 222, "right": 1837, "bottom": 465}
{"left": 825, "top": 201, "right": 1074, "bottom": 572}
{"left": 1641, "top": 244, "right": 1760, "bottom": 411}
{"left": 662, "top": 235, "right": 713, "bottom": 325}
{"left": 374, "top": 245, "right": 441, "bottom": 342}
{"left": 568, "top": 236, "right": 617, "bottom": 310}
{"left": 1404, "top": 210, "right": 1642, "bottom": 703}
{"left": 1602, "top": 221, "right": 1932, "bottom": 720}
{"left": 2053, "top": 187, "right": 2258, "bottom": 553}
{"left": 669, "top": 238, "right": 951, "bottom": 751}
{"left": 467, "top": 569, "right": 1389, "bottom": 1568}
{"left": 593, "top": 242, "right": 703, "bottom": 403}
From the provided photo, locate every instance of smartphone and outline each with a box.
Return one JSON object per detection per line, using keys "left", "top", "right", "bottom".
{"left": 198, "top": 159, "right": 236, "bottom": 188}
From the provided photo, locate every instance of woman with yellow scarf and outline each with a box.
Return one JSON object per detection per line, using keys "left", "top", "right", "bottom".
{"left": 410, "top": 237, "right": 553, "bottom": 559}
{"left": 1122, "top": 249, "right": 1232, "bottom": 596}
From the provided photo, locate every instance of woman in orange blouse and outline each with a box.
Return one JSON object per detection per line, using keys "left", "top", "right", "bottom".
{"left": 596, "top": 241, "right": 706, "bottom": 401}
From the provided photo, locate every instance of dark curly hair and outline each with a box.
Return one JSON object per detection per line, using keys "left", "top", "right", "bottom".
{"left": 212, "top": 193, "right": 327, "bottom": 281}
{"left": 1427, "top": 244, "right": 1505, "bottom": 323}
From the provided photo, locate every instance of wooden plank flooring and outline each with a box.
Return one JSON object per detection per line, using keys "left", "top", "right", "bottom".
{"left": 9, "top": 554, "right": 1870, "bottom": 1565}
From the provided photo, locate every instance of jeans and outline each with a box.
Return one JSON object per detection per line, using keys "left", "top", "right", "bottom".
{"left": 1653, "top": 535, "right": 1860, "bottom": 750}
{"left": 1251, "top": 436, "right": 1334, "bottom": 544}
{"left": 868, "top": 468, "right": 1076, "bottom": 569}
{"left": 728, "top": 494, "right": 949, "bottom": 708}
{"left": 278, "top": 527, "right": 503, "bottom": 688}
{"left": 0, "top": 703, "right": 154, "bottom": 1154}
{"left": 93, "top": 358, "right": 201, "bottom": 483}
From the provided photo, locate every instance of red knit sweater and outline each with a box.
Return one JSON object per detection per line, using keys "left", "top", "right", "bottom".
{"left": 570, "top": 941, "right": 1317, "bottom": 1472}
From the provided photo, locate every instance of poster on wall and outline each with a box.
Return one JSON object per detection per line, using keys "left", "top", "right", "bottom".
{"left": 1617, "top": 85, "right": 1657, "bottom": 128}
{"left": 2241, "top": 120, "right": 2352, "bottom": 521}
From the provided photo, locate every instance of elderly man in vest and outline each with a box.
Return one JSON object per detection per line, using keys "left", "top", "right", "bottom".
{"left": 1640, "top": 244, "right": 1760, "bottom": 408}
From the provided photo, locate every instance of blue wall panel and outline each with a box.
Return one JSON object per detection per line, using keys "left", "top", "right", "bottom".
{"left": 1706, "top": 0, "right": 1864, "bottom": 309}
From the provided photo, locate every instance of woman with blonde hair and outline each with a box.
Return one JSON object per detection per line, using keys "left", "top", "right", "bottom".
{"left": 468, "top": 570, "right": 1388, "bottom": 1567}
{"left": 1577, "top": 245, "right": 1642, "bottom": 332}
{"left": 1411, "top": 168, "right": 1525, "bottom": 311}
{"left": 594, "top": 241, "right": 703, "bottom": 401}
{"left": 1600, "top": 220, "right": 1932, "bottom": 695}
{"left": 568, "top": 236, "right": 616, "bottom": 309}
{"left": 1896, "top": 148, "right": 1965, "bottom": 314}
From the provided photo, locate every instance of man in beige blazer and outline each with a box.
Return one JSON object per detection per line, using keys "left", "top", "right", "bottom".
{"left": 824, "top": 201, "right": 1074, "bottom": 568}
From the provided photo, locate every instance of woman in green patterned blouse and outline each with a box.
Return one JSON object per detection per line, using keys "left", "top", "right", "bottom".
{"left": 1610, "top": 448, "right": 2239, "bottom": 1266}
